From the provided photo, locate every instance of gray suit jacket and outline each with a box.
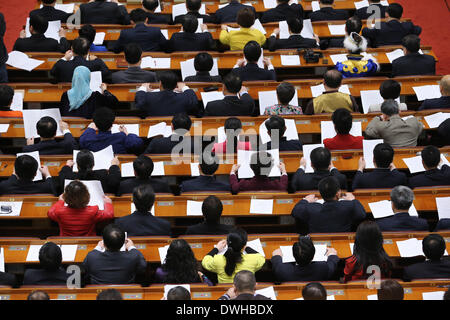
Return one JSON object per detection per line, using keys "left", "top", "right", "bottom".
{"left": 111, "top": 67, "right": 158, "bottom": 84}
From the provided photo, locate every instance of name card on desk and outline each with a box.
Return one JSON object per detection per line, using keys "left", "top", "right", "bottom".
{"left": 249, "top": 199, "right": 273, "bottom": 214}
{"left": 362, "top": 139, "right": 384, "bottom": 169}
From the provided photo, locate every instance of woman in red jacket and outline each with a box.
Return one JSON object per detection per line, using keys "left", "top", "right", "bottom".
{"left": 48, "top": 180, "right": 114, "bottom": 236}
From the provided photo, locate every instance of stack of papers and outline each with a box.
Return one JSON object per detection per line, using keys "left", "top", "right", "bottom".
{"left": 237, "top": 149, "right": 281, "bottom": 178}
{"left": 413, "top": 85, "right": 442, "bottom": 101}
{"left": 180, "top": 58, "right": 219, "bottom": 81}
{"left": 6, "top": 51, "right": 44, "bottom": 72}
{"left": 424, "top": 112, "right": 450, "bottom": 128}
{"left": 16, "top": 151, "right": 43, "bottom": 181}
{"left": 301, "top": 144, "right": 324, "bottom": 173}
{"left": 147, "top": 122, "right": 173, "bottom": 138}
{"left": 249, "top": 199, "right": 274, "bottom": 214}
{"left": 141, "top": 56, "right": 171, "bottom": 69}
{"left": 328, "top": 24, "right": 346, "bottom": 35}
{"left": 320, "top": 121, "right": 362, "bottom": 143}
{"left": 111, "top": 124, "right": 139, "bottom": 136}
{"left": 258, "top": 90, "right": 299, "bottom": 115}
{"left": 259, "top": 118, "right": 299, "bottom": 144}
{"left": 362, "top": 139, "right": 384, "bottom": 168}
{"left": 0, "top": 202, "right": 23, "bottom": 216}
{"left": 73, "top": 146, "right": 114, "bottom": 172}
{"left": 255, "top": 286, "right": 276, "bottom": 300}
{"left": 64, "top": 180, "right": 105, "bottom": 210}
{"left": 360, "top": 90, "right": 401, "bottom": 114}
{"left": 435, "top": 197, "right": 450, "bottom": 219}
{"left": 368, "top": 200, "right": 418, "bottom": 219}
{"left": 186, "top": 200, "right": 203, "bottom": 216}
{"left": 201, "top": 91, "right": 225, "bottom": 107}
{"left": 310, "top": 84, "right": 351, "bottom": 98}
{"left": 22, "top": 108, "right": 63, "bottom": 138}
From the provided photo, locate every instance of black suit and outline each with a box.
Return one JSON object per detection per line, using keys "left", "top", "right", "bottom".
{"left": 309, "top": 7, "right": 349, "bottom": 22}
{"left": 355, "top": 4, "right": 387, "bottom": 20}
{"left": 80, "top": 0, "right": 130, "bottom": 25}
{"left": 145, "top": 134, "right": 195, "bottom": 154}
{"left": 23, "top": 268, "right": 69, "bottom": 285}
{"left": 135, "top": 89, "right": 199, "bottom": 117}
{"left": 0, "top": 13, "right": 6, "bottom": 66}
{"left": 118, "top": 177, "right": 171, "bottom": 195}
{"left": 29, "top": 6, "right": 71, "bottom": 23}
{"left": 438, "top": 119, "right": 450, "bottom": 145}
{"left": 115, "top": 211, "right": 171, "bottom": 236}
{"left": 362, "top": 20, "right": 421, "bottom": 47}
{"left": 271, "top": 254, "right": 339, "bottom": 282}
{"left": 109, "top": 23, "right": 168, "bottom": 53}
{"left": 204, "top": 94, "right": 255, "bottom": 116}
{"left": 325, "top": 37, "right": 344, "bottom": 48}
{"left": 435, "top": 219, "right": 450, "bottom": 231}
{"left": 219, "top": 293, "right": 271, "bottom": 300}
{"left": 267, "top": 34, "right": 318, "bottom": 51}
{"left": 60, "top": 90, "right": 119, "bottom": 119}
{"left": 376, "top": 212, "right": 429, "bottom": 232}
{"left": 260, "top": 3, "right": 304, "bottom": 23}
{"left": 403, "top": 259, "right": 450, "bottom": 281}
{"left": 112, "top": 67, "right": 158, "bottom": 84}
{"left": 184, "top": 72, "right": 222, "bottom": 82}
{"left": 352, "top": 169, "right": 407, "bottom": 191}
{"left": 391, "top": 53, "right": 436, "bottom": 77}
{"left": 419, "top": 96, "right": 450, "bottom": 111}
{"left": 167, "top": 32, "right": 214, "bottom": 52}
{"left": 409, "top": 165, "right": 450, "bottom": 189}
{"left": 213, "top": 1, "right": 256, "bottom": 23}
{"left": 51, "top": 55, "right": 112, "bottom": 83}
{"left": 13, "top": 34, "right": 70, "bottom": 53}
{"left": 83, "top": 248, "right": 147, "bottom": 285}
{"left": 291, "top": 168, "right": 347, "bottom": 191}
{"left": 264, "top": 138, "right": 303, "bottom": 152}
{"left": 185, "top": 222, "right": 234, "bottom": 235}
{"left": 146, "top": 12, "right": 171, "bottom": 25}
{"left": 173, "top": 12, "right": 215, "bottom": 24}
{"left": 22, "top": 133, "right": 77, "bottom": 155}
{"left": 0, "top": 272, "right": 16, "bottom": 287}
{"left": 180, "top": 175, "right": 230, "bottom": 193}
{"left": 0, "top": 175, "right": 56, "bottom": 195}
{"left": 232, "top": 63, "right": 276, "bottom": 81}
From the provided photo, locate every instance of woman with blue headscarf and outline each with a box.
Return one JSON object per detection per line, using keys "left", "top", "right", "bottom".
{"left": 60, "top": 66, "right": 118, "bottom": 118}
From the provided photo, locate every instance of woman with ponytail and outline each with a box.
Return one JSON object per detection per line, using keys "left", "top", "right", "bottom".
{"left": 202, "top": 228, "right": 265, "bottom": 283}
{"left": 212, "top": 117, "right": 252, "bottom": 154}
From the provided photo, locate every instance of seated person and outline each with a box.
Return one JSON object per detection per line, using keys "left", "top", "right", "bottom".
{"left": 166, "top": 287, "right": 191, "bottom": 300}
{"left": 212, "top": 0, "right": 256, "bottom": 24}
{"left": 267, "top": 18, "right": 319, "bottom": 51}
{"left": 309, "top": 0, "right": 349, "bottom": 22}
{"left": 291, "top": 177, "right": 366, "bottom": 233}
{"left": 302, "top": 283, "right": 327, "bottom": 300}
{"left": 79, "top": 108, "right": 143, "bottom": 154}
{"left": 0, "top": 270, "right": 16, "bottom": 287}
{"left": 263, "top": 115, "right": 303, "bottom": 151}
{"left": 58, "top": 149, "right": 121, "bottom": 194}
{"left": 142, "top": 0, "right": 171, "bottom": 24}
{"left": 352, "top": 143, "right": 407, "bottom": 190}
{"left": 392, "top": 34, "right": 436, "bottom": 77}
{"left": 203, "top": 72, "right": 255, "bottom": 116}
{"left": 27, "top": 291, "right": 50, "bottom": 300}
{"left": 323, "top": 108, "right": 363, "bottom": 150}
{"left": 260, "top": 0, "right": 303, "bottom": 23}
{"left": 83, "top": 224, "right": 147, "bottom": 284}
{"left": 0, "top": 155, "right": 55, "bottom": 195}
{"left": 419, "top": 74, "right": 450, "bottom": 110}
{"left": 438, "top": 118, "right": 450, "bottom": 145}
{"left": 112, "top": 43, "right": 158, "bottom": 84}
{"left": 409, "top": 146, "right": 450, "bottom": 188}
{"left": 263, "top": 82, "right": 303, "bottom": 115}
{"left": 23, "top": 242, "right": 69, "bottom": 286}
{"left": 80, "top": 0, "right": 130, "bottom": 25}
{"left": 13, "top": 14, "right": 69, "bottom": 53}
{"left": 180, "top": 157, "right": 230, "bottom": 192}
{"left": 335, "top": 32, "right": 379, "bottom": 78}
{"left": 23, "top": 118, "right": 77, "bottom": 155}
{"left": 365, "top": 100, "right": 424, "bottom": 147}
{"left": 355, "top": 0, "right": 387, "bottom": 19}
{"left": 376, "top": 186, "right": 428, "bottom": 231}
{"left": 173, "top": 0, "right": 215, "bottom": 24}
{"left": 291, "top": 147, "right": 347, "bottom": 191}
{"left": 167, "top": 14, "right": 214, "bottom": 52}
{"left": 184, "top": 52, "right": 222, "bottom": 82}
{"left": 219, "top": 8, "right": 266, "bottom": 50}
{"left": 368, "top": 79, "right": 408, "bottom": 113}
{"left": 435, "top": 218, "right": 450, "bottom": 231}
{"left": 232, "top": 41, "right": 276, "bottom": 81}
{"left": 304, "top": 70, "right": 359, "bottom": 115}
{"left": 50, "top": 37, "right": 112, "bottom": 83}
{"left": 29, "top": 0, "right": 71, "bottom": 23}
{"left": 321, "top": 16, "right": 362, "bottom": 49}
{"left": 59, "top": 66, "right": 118, "bottom": 119}
{"left": 362, "top": 3, "right": 421, "bottom": 47}
{"left": 212, "top": 117, "right": 252, "bottom": 153}
{"left": 230, "top": 151, "right": 288, "bottom": 193}
{"left": 218, "top": 270, "right": 271, "bottom": 300}
{"left": 271, "top": 236, "right": 339, "bottom": 282}
{"left": 97, "top": 289, "right": 123, "bottom": 300}
{"left": 115, "top": 184, "right": 171, "bottom": 236}
{"left": 0, "top": 84, "right": 23, "bottom": 117}
{"left": 135, "top": 71, "right": 199, "bottom": 117}
{"left": 79, "top": 24, "right": 107, "bottom": 52}
{"left": 403, "top": 234, "right": 450, "bottom": 281}
{"left": 377, "top": 280, "right": 404, "bottom": 300}
{"left": 185, "top": 195, "right": 234, "bottom": 235}
{"left": 117, "top": 155, "right": 171, "bottom": 195}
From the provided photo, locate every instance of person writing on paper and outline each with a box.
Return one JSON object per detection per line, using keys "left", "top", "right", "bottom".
{"left": 322, "top": 16, "right": 362, "bottom": 49}
{"left": 79, "top": 0, "right": 130, "bottom": 25}
{"left": 302, "top": 283, "right": 327, "bottom": 300}
{"left": 155, "top": 239, "right": 212, "bottom": 285}
{"left": 368, "top": 80, "right": 408, "bottom": 113}
{"left": 79, "top": 108, "right": 144, "bottom": 154}
{"left": 232, "top": 41, "right": 276, "bottom": 81}
{"left": 419, "top": 75, "right": 450, "bottom": 111}
{"left": 304, "top": 70, "right": 359, "bottom": 115}
{"left": 83, "top": 224, "right": 147, "bottom": 284}
{"left": 173, "top": 0, "right": 215, "bottom": 24}
{"left": 184, "top": 52, "right": 222, "bottom": 82}
{"left": 230, "top": 151, "right": 288, "bottom": 194}
{"left": 267, "top": 18, "right": 319, "bottom": 51}
{"left": 409, "top": 146, "right": 450, "bottom": 188}
{"left": 309, "top": 0, "right": 349, "bottom": 22}
{"left": 185, "top": 195, "right": 234, "bottom": 235}
{"left": 365, "top": 100, "right": 424, "bottom": 147}
{"left": 291, "top": 177, "right": 366, "bottom": 234}
{"left": 212, "top": 0, "right": 256, "bottom": 24}
{"left": 219, "top": 8, "right": 266, "bottom": 50}
{"left": 202, "top": 228, "right": 265, "bottom": 283}
{"left": 112, "top": 43, "right": 158, "bottom": 84}
{"left": 260, "top": 0, "right": 303, "bottom": 23}
{"left": 117, "top": 155, "right": 170, "bottom": 195}
{"left": 23, "top": 242, "right": 69, "bottom": 285}
{"left": 115, "top": 184, "right": 171, "bottom": 236}
{"left": 212, "top": 117, "right": 251, "bottom": 153}
{"left": 352, "top": 143, "right": 407, "bottom": 190}
{"left": 343, "top": 221, "right": 393, "bottom": 282}
{"left": 97, "top": 289, "right": 123, "bottom": 300}
{"left": 263, "top": 115, "right": 303, "bottom": 151}
{"left": 291, "top": 147, "right": 347, "bottom": 191}
{"left": 323, "top": 109, "right": 363, "bottom": 150}
{"left": 79, "top": 24, "right": 108, "bottom": 52}
{"left": 142, "top": 0, "right": 171, "bottom": 24}
{"left": 203, "top": 72, "right": 255, "bottom": 116}
{"left": 48, "top": 180, "right": 114, "bottom": 236}
{"left": 391, "top": 35, "right": 436, "bottom": 77}
{"left": 167, "top": 14, "right": 215, "bottom": 52}
{"left": 377, "top": 280, "right": 404, "bottom": 300}
{"left": 218, "top": 270, "right": 271, "bottom": 300}
{"left": 166, "top": 287, "right": 191, "bottom": 300}
{"left": 0, "top": 85, "right": 23, "bottom": 117}
{"left": 58, "top": 149, "right": 121, "bottom": 194}
{"left": 264, "top": 83, "right": 303, "bottom": 115}
{"left": 355, "top": 0, "right": 387, "bottom": 20}
{"left": 0, "top": 13, "right": 7, "bottom": 83}
{"left": 0, "top": 155, "right": 55, "bottom": 195}
{"left": 180, "top": 156, "right": 231, "bottom": 192}
{"left": 375, "top": 186, "right": 428, "bottom": 231}
{"left": 29, "top": 0, "right": 72, "bottom": 24}
{"left": 271, "top": 235, "right": 339, "bottom": 282}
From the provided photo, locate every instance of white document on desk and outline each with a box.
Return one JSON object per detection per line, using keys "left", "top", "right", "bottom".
{"left": 245, "top": 239, "right": 265, "bottom": 257}
{"left": 263, "top": 0, "right": 277, "bottom": 8}
{"left": 328, "top": 24, "right": 346, "bottom": 35}
{"left": 141, "top": 57, "right": 171, "bottom": 69}
{"left": 302, "top": 144, "right": 324, "bottom": 173}
{"left": 90, "top": 71, "right": 102, "bottom": 93}
{"left": 310, "top": 84, "right": 350, "bottom": 98}
{"left": 148, "top": 122, "right": 172, "bottom": 138}
{"left": 151, "top": 162, "right": 165, "bottom": 176}
{"left": 320, "top": 121, "right": 362, "bottom": 143}
{"left": 329, "top": 53, "right": 348, "bottom": 65}
{"left": 367, "top": 294, "right": 378, "bottom": 300}
{"left": 22, "top": 108, "right": 63, "bottom": 139}
{"left": 0, "top": 201, "right": 23, "bottom": 217}
{"left": 6, "top": 51, "right": 44, "bottom": 72}
{"left": 312, "top": 244, "right": 328, "bottom": 262}
{"left": 422, "top": 291, "right": 445, "bottom": 300}
{"left": 111, "top": 124, "right": 139, "bottom": 136}
{"left": 93, "top": 32, "right": 106, "bottom": 45}
{"left": 180, "top": 57, "right": 218, "bottom": 81}
{"left": 249, "top": 199, "right": 273, "bottom": 214}
{"left": 424, "top": 112, "right": 450, "bottom": 129}
{"left": 201, "top": 91, "right": 225, "bottom": 106}
{"left": 190, "top": 163, "right": 200, "bottom": 176}
{"left": 354, "top": 0, "right": 369, "bottom": 9}
{"left": 258, "top": 90, "right": 298, "bottom": 115}
{"left": 436, "top": 197, "right": 450, "bottom": 219}
{"left": 252, "top": 19, "right": 266, "bottom": 34}
{"left": 280, "top": 55, "right": 301, "bottom": 66}
{"left": 16, "top": 151, "right": 43, "bottom": 181}
{"left": 311, "top": 1, "right": 321, "bottom": 11}
{"left": 0, "top": 124, "right": 9, "bottom": 133}
{"left": 396, "top": 238, "right": 423, "bottom": 257}
{"left": 363, "top": 139, "right": 384, "bottom": 168}
{"left": 413, "top": 85, "right": 442, "bottom": 101}
{"left": 385, "top": 49, "right": 404, "bottom": 63}
{"left": 280, "top": 245, "right": 295, "bottom": 263}
{"left": 60, "top": 245, "right": 78, "bottom": 262}
{"left": 0, "top": 248, "right": 4, "bottom": 272}
{"left": 259, "top": 118, "right": 298, "bottom": 144}
{"left": 186, "top": 200, "right": 203, "bottom": 216}
{"left": 255, "top": 286, "right": 276, "bottom": 300}
{"left": 73, "top": 145, "right": 114, "bottom": 172}
{"left": 64, "top": 180, "right": 105, "bottom": 210}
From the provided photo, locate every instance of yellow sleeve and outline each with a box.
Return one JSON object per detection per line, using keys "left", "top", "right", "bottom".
{"left": 202, "top": 255, "right": 218, "bottom": 273}
{"left": 259, "top": 31, "right": 267, "bottom": 46}
{"left": 253, "top": 254, "right": 266, "bottom": 271}
{"left": 220, "top": 30, "right": 231, "bottom": 45}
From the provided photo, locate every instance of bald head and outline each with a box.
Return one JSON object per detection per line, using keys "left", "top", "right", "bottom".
{"left": 323, "top": 70, "right": 343, "bottom": 90}
{"left": 233, "top": 270, "right": 256, "bottom": 294}
{"left": 440, "top": 75, "right": 450, "bottom": 96}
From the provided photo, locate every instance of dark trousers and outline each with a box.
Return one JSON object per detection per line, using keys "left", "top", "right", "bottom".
{"left": 0, "top": 64, "right": 8, "bottom": 83}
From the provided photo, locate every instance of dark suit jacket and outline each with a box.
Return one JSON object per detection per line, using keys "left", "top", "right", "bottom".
{"left": 22, "top": 133, "right": 78, "bottom": 155}
{"left": 145, "top": 134, "right": 195, "bottom": 154}
{"left": 0, "top": 272, "right": 16, "bottom": 287}
{"left": 180, "top": 175, "right": 230, "bottom": 193}
{"left": 355, "top": 4, "right": 387, "bottom": 20}
{"left": 167, "top": 32, "right": 214, "bottom": 52}
{"left": 438, "top": 118, "right": 450, "bottom": 145}
{"left": 213, "top": 1, "right": 256, "bottom": 23}
{"left": 204, "top": 94, "right": 255, "bottom": 116}
{"left": 264, "top": 138, "right": 303, "bottom": 152}
{"left": 184, "top": 72, "right": 222, "bottom": 82}
{"left": 267, "top": 34, "right": 318, "bottom": 51}
{"left": 0, "top": 13, "right": 6, "bottom": 66}
{"left": 146, "top": 12, "right": 171, "bottom": 24}
{"left": 232, "top": 63, "right": 276, "bottom": 81}
{"left": 291, "top": 168, "right": 347, "bottom": 191}
{"left": 352, "top": 169, "right": 407, "bottom": 191}
{"left": 173, "top": 12, "right": 215, "bottom": 24}
{"left": 419, "top": 96, "right": 450, "bottom": 111}
{"left": 60, "top": 90, "right": 119, "bottom": 119}
{"left": 376, "top": 212, "right": 429, "bottom": 232}
{"left": 110, "top": 23, "right": 167, "bottom": 53}
{"left": 185, "top": 222, "right": 234, "bottom": 235}
{"left": 291, "top": 199, "right": 366, "bottom": 233}
{"left": 80, "top": 0, "right": 130, "bottom": 25}
{"left": 112, "top": 67, "right": 158, "bottom": 84}
{"left": 271, "top": 254, "right": 339, "bottom": 282}
{"left": 135, "top": 89, "right": 199, "bottom": 117}
{"left": 435, "top": 219, "right": 450, "bottom": 231}
{"left": 391, "top": 53, "right": 436, "bottom": 77}
{"left": 219, "top": 293, "right": 271, "bottom": 300}
{"left": 362, "top": 20, "right": 422, "bottom": 47}
{"left": 58, "top": 165, "right": 121, "bottom": 194}
{"left": 260, "top": 3, "right": 304, "bottom": 23}
{"left": 309, "top": 7, "right": 349, "bottom": 22}
{"left": 13, "top": 34, "right": 70, "bottom": 53}
{"left": 409, "top": 165, "right": 450, "bottom": 189}
{"left": 0, "top": 175, "right": 56, "bottom": 195}
{"left": 23, "top": 268, "right": 69, "bottom": 285}
{"left": 325, "top": 37, "right": 344, "bottom": 48}
{"left": 115, "top": 211, "right": 171, "bottom": 236}
{"left": 83, "top": 248, "right": 147, "bottom": 284}
{"left": 117, "top": 177, "right": 171, "bottom": 195}
{"left": 50, "top": 55, "right": 112, "bottom": 83}
{"left": 29, "top": 6, "right": 71, "bottom": 23}
{"left": 403, "top": 259, "right": 450, "bottom": 281}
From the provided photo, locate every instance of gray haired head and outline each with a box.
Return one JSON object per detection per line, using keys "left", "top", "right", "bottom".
{"left": 381, "top": 99, "right": 399, "bottom": 116}
{"left": 390, "top": 186, "right": 414, "bottom": 211}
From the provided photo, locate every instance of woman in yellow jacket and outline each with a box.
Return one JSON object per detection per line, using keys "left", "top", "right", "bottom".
{"left": 219, "top": 7, "right": 266, "bottom": 51}
{"left": 201, "top": 228, "right": 265, "bottom": 283}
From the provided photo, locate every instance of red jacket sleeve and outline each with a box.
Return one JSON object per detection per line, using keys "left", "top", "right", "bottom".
{"left": 47, "top": 200, "right": 66, "bottom": 222}
{"left": 93, "top": 202, "right": 114, "bottom": 222}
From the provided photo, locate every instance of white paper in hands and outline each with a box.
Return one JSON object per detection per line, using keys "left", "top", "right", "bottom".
{"left": 147, "top": 122, "right": 173, "bottom": 138}
{"left": 90, "top": 71, "right": 103, "bottom": 93}
{"left": 320, "top": 121, "right": 362, "bottom": 143}
{"left": 328, "top": 24, "right": 346, "bottom": 35}
{"left": 172, "top": 3, "right": 206, "bottom": 20}
{"left": 11, "top": 91, "right": 24, "bottom": 111}
{"left": 180, "top": 58, "right": 219, "bottom": 81}
{"left": 436, "top": 197, "right": 450, "bottom": 219}
{"left": 363, "top": 139, "right": 384, "bottom": 169}
{"left": 369, "top": 200, "right": 418, "bottom": 219}
{"left": 73, "top": 145, "right": 114, "bottom": 172}
{"left": 424, "top": 112, "right": 450, "bottom": 129}
{"left": 186, "top": 200, "right": 203, "bottom": 216}
{"left": 259, "top": 118, "right": 299, "bottom": 144}
{"left": 360, "top": 90, "right": 401, "bottom": 114}
{"left": 258, "top": 90, "right": 299, "bottom": 115}
{"left": 0, "top": 248, "right": 4, "bottom": 272}
{"left": 310, "top": 84, "right": 351, "bottom": 98}
{"left": 16, "top": 151, "right": 43, "bottom": 181}
{"left": 245, "top": 239, "right": 265, "bottom": 257}
{"left": 237, "top": 149, "right": 281, "bottom": 178}
{"left": 111, "top": 124, "right": 139, "bottom": 136}
{"left": 64, "top": 180, "right": 105, "bottom": 210}
{"left": 413, "top": 85, "right": 442, "bottom": 101}
{"left": 25, "top": 18, "right": 61, "bottom": 41}
{"left": 152, "top": 162, "right": 165, "bottom": 176}
{"left": 22, "top": 108, "right": 63, "bottom": 138}
{"left": 201, "top": 91, "right": 225, "bottom": 107}
{"left": 302, "top": 144, "right": 324, "bottom": 173}
{"left": 280, "top": 245, "right": 295, "bottom": 263}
